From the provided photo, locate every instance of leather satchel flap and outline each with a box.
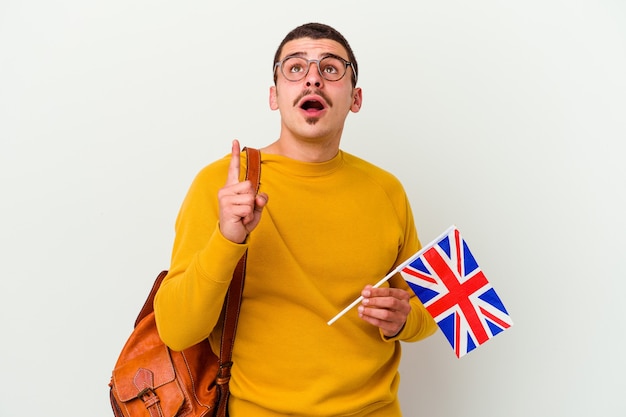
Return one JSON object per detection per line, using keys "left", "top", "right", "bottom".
{"left": 112, "top": 344, "right": 176, "bottom": 402}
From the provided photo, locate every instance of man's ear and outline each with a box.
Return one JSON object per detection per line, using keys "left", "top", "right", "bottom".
{"left": 269, "top": 86, "right": 278, "bottom": 110}
{"left": 350, "top": 87, "right": 363, "bottom": 113}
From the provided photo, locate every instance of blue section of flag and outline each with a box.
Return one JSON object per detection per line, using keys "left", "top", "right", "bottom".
{"left": 478, "top": 288, "right": 509, "bottom": 315}
{"left": 439, "top": 235, "right": 451, "bottom": 258}
{"left": 409, "top": 257, "right": 429, "bottom": 274}
{"left": 438, "top": 313, "right": 455, "bottom": 348}
{"left": 462, "top": 241, "right": 479, "bottom": 275}
{"left": 406, "top": 282, "right": 439, "bottom": 305}
{"left": 466, "top": 333, "right": 477, "bottom": 354}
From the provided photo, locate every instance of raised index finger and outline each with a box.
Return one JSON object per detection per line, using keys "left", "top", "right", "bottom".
{"left": 225, "top": 139, "right": 241, "bottom": 185}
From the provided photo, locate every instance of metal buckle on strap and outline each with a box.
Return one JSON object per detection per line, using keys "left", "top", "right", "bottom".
{"left": 137, "top": 387, "right": 160, "bottom": 406}
{"left": 217, "top": 361, "right": 233, "bottom": 385}
{"left": 137, "top": 387, "right": 154, "bottom": 399}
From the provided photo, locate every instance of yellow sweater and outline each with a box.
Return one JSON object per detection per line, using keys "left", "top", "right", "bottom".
{"left": 154, "top": 150, "right": 437, "bottom": 416}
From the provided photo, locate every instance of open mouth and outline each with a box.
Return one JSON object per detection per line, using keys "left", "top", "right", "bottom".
{"left": 301, "top": 99, "right": 325, "bottom": 111}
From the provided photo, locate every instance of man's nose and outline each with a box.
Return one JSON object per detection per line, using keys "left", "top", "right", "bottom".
{"left": 305, "top": 61, "right": 323, "bottom": 87}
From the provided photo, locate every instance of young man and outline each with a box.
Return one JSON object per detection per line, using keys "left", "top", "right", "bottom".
{"left": 154, "top": 22, "right": 437, "bottom": 416}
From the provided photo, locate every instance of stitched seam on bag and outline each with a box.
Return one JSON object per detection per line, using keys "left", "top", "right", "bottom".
{"left": 181, "top": 350, "right": 212, "bottom": 410}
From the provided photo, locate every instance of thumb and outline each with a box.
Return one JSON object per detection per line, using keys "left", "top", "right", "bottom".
{"left": 255, "top": 192, "right": 269, "bottom": 212}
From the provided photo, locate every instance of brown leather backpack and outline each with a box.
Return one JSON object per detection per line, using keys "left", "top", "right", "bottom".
{"left": 108, "top": 147, "right": 261, "bottom": 417}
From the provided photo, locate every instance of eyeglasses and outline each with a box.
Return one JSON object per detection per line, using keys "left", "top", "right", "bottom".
{"left": 274, "top": 55, "right": 356, "bottom": 83}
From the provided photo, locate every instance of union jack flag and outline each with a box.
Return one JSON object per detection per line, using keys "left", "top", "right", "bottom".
{"left": 401, "top": 226, "right": 513, "bottom": 358}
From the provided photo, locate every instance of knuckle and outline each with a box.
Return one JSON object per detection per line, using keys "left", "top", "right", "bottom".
{"left": 377, "top": 309, "right": 393, "bottom": 321}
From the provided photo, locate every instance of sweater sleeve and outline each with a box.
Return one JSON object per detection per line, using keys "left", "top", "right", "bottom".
{"left": 154, "top": 158, "right": 248, "bottom": 351}
{"left": 383, "top": 192, "right": 438, "bottom": 343}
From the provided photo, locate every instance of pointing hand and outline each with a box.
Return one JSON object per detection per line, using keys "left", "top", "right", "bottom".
{"left": 217, "top": 140, "right": 268, "bottom": 243}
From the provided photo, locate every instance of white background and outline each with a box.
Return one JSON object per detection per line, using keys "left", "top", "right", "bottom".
{"left": 1, "top": 1, "right": 625, "bottom": 416}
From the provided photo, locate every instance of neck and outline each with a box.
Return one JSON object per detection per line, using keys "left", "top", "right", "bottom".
{"left": 262, "top": 134, "right": 341, "bottom": 163}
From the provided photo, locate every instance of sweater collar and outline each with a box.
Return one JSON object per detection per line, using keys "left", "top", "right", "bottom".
{"left": 261, "top": 150, "right": 345, "bottom": 177}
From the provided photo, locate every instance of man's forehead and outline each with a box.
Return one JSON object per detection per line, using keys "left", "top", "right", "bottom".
{"left": 280, "top": 37, "right": 349, "bottom": 60}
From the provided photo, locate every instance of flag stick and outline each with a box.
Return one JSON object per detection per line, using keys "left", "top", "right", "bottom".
{"left": 327, "top": 225, "right": 455, "bottom": 326}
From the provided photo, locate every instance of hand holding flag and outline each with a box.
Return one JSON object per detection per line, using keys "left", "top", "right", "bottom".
{"left": 328, "top": 226, "right": 513, "bottom": 358}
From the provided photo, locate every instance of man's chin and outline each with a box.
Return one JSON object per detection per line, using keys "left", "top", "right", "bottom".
{"left": 305, "top": 117, "right": 320, "bottom": 125}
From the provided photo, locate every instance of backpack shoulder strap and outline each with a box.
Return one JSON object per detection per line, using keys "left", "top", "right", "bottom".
{"left": 215, "top": 147, "right": 261, "bottom": 417}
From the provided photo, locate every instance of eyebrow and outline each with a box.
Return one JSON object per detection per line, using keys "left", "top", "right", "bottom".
{"left": 282, "top": 52, "right": 349, "bottom": 62}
